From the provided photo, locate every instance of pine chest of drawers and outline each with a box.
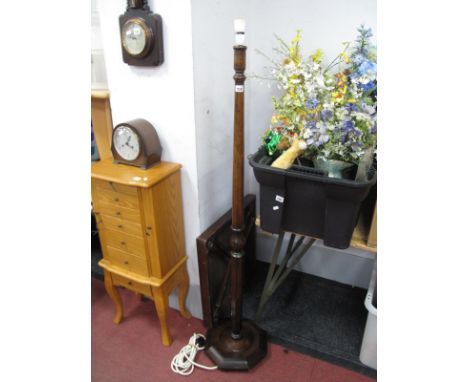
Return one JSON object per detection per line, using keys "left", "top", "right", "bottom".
{"left": 92, "top": 158, "right": 191, "bottom": 346}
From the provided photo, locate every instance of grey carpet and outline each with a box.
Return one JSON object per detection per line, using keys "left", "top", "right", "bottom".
{"left": 243, "top": 261, "right": 376, "bottom": 378}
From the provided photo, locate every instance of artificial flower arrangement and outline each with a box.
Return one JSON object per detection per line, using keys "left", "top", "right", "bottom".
{"left": 261, "top": 26, "right": 377, "bottom": 179}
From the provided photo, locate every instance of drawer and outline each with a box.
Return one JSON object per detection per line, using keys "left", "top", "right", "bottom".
{"left": 100, "top": 214, "right": 143, "bottom": 237}
{"left": 111, "top": 273, "right": 152, "bottom": 296}
{"left": 94, "top": 179, "right": 138, "bottom": 197}
{"left": 106, "top": 246, "right": 149, "bottom": 276}
{"left": 97, "top": 203, "right": 142, "bottom": 224}
{"left": 95, "top": 188, "right": 139, "bottom": 210}
{"left": 104, "top": 228, "right": 146, "bottom": 258}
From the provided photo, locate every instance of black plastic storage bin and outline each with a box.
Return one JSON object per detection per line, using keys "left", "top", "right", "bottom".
{"left": 249, "top": 149, "right": 376, "bottom": 249}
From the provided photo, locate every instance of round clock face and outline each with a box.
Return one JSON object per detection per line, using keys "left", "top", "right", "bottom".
{"left": 113, "top": 126, "right": 140, "bottom": 161}
{"left": 122, "top": 19, "right": 150, "bottom": 56}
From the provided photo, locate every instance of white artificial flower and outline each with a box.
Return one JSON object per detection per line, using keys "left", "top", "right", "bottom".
{"left": 316, "top": 75, "right": 325, "bottom": 87}
{"left": 362, "top": 104, "right": 376, "bottom": 114}
{"left": 285, "top": 61, "right": 295, "bottom": 70}
{"left": 359, "top": 75, "right": 370, "bottom": 85}
{"left": 303, "top": 128, "right": 312, "bottom": 139}
{"left": 298, "top": 140, "right": 307, "bottom": 150}
{"left": 316, "top": 121, "right": 327, "bottom": 134}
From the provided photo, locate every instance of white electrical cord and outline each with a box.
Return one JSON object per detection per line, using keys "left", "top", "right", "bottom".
{"left": 170, "top": 333, "right": 218, "bottom": 376}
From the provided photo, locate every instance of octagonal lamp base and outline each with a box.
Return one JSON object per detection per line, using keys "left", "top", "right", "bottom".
{"left": 205, "top": 319, "right": 267, "bottom": 371}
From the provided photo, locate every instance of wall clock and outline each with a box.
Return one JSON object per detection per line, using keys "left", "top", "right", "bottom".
{"left": 111, "top": 119, "right": 163, "bottom": 169}
{"left": 119, "top": 0, "right": 164, "bottom": 66}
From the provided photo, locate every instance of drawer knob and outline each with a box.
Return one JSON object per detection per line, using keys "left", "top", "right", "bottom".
{"left": 120, "top": 241, "right": 126, "bottom": 245}
{"left": 128, "top": 281, "right": 132, "bottom": 286}
{"left": 117, "top": 224, "right": 123, "bottom": 229}
{"left": 114, "top": 198, "right": 119, "bottom": 202}
{"left": 116, "top": 211, "right": 121, "bottom": 216}
{"left": 124, "top": 261, "right": 129, "bottom": 265}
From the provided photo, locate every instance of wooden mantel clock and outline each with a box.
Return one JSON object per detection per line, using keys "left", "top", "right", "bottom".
{"left": 119, "top": 0, "right": 164, "bottom": 66}
{"left": 91, "top": 158, "right": 191, "bottom": 347}
{"left": 111, "top": 119, "right": 162, "bottom": 169}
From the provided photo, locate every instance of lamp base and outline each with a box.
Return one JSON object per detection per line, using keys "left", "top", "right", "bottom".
{"left": 205, "top": 319, "right": 267, "bottom": 371}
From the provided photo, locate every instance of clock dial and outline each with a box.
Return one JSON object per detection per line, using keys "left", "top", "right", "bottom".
{"left": 113, "top": 126, "right": 140, "bottom": 161}
{"left": 122, "top": 19, "right": 149, "bottom": 56}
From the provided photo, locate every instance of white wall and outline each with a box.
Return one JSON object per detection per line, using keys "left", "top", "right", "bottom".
{"left": 97, "top": 0, "right": 203, "bottom": 317}
{"left": 91, "top": 0, "right": 107, "bottom": 89}
{"left": 191, "top": 1, "right": 251, "bottom": 231}
{"left": 191, "top": 0, "right": 377, "bottom": 288}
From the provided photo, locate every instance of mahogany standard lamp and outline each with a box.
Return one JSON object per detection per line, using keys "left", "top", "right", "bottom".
{"left": 205, "top": 19, "right": 267, "bottom": 371}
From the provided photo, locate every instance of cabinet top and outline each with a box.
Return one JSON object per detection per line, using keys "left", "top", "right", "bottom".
{"left": 91, "top": 158, "right": 181, "bottom": 188}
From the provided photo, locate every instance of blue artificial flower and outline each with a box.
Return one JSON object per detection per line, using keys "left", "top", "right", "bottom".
{"left": 357, "top": 26, "right": 373, "bottom": 40}
{"left": 317, "top": 134, "right": 330, "bottom": 146}
{"left": 345, "top": 103, "right": 359, "bottom": 113}
{"left": 321, "top": 109, "right": 333, "bottom": 121}
{"left": 352, "top": 53, "right": 365, "bottom": 65}
{"left": 358, "top": 60, "right": 377, "bottom": 77}
{"left": 340, "top": 132, "right": 347, "bottom": 144}
{"left": 370, "top": 122, "right": 377, "bottom": 134}
{"left": 342, "top": 120, "right": 355, "bottom": 132}
{"left": 353, "top": 25, "right": 374, "bottom": 60}
{"left": 359, "top": 80, "right": 376, "bottom": 92}
{"left": 305, "top": 98, "right": 319, "bottom": 110}
{"left": 305, "top": 121, "right": 317, "bottom": 130}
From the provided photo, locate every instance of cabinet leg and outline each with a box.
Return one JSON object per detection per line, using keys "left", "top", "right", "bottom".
{"left": 178, "top": 267, "right": 192, "bottom": 319}
{"left": 152, "top": 287, "right": 172, "bottom": 347}
{"left": 104, "top": 270, "right": 123, "bottom": 324}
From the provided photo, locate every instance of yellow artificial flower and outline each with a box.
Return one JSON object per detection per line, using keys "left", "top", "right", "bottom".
{"left": 289, "top": 30, "right": 302, "bottom": 63}
{"left": 339, "top": 52, "right": 350, "bottom": 64}
{"left": 311, "top": 49, "right": 324, "bottom": 63}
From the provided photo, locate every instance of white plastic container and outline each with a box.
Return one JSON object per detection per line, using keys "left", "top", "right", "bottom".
{"left": 359, "top": 261, "right": 377, "bottom": 369}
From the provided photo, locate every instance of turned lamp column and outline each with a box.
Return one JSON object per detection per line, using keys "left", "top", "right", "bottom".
{"left": 204, "top": 19, "right": 267, "bottom": 371}
{"left": 230, "top": 32, "right": 247, "bottom": 340}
